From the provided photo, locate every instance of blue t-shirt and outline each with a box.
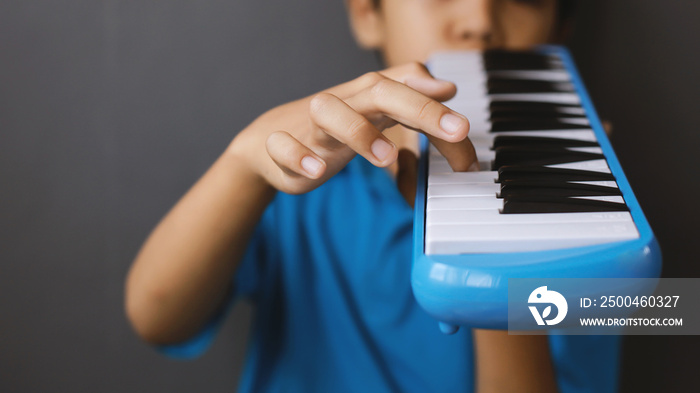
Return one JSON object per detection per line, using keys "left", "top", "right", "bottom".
{"left": 162, "top": 156, "right": 621, "bottom": 393}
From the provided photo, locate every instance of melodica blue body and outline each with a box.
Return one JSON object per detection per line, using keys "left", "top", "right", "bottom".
{"left": 411, "top": 46, "right": 662, "bottom": 333}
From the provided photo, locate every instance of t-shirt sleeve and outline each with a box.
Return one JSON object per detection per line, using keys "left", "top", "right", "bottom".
{"left": 156, "top": 206, "right": 274, "bottom": 359}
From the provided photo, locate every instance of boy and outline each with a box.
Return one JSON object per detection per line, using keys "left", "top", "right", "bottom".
{"left": 126, "top": 0, "right": 620, "bottom": 391}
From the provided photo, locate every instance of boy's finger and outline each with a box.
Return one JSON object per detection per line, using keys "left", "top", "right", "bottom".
{"left": 381, "top": 63, "right": 457, "bottom": 101}
{"left": 428, "top": 135, "right": 480, "bottom": 172}
{"left": 404, "top": 77, "right": 457, "bottom": 102}
{"left": 325, "top": 63, "right": 454, "bottom": 101}
{"left": 381, "top": 62, "right": 434, "bottom": 83}
{"left": 347, "top": 78, "right": 470, "bottom": 143}
{"left": 322, "top": 71, "right": 386, "bottom": 100}
{"left": 309, "top": 93, "right": 398, "bottom": 167}
{"left": 266, "top": 131, "right": 327, "bottom": 179}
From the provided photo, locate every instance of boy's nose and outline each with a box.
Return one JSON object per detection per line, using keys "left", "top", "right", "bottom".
{"left": 448, "top": 0, "right": 502, "bottom": 50}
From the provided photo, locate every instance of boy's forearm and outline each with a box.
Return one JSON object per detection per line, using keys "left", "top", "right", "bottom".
{"left": 473, "top": 330, "right": 558, "bottom": 393}
{"left": 125, "top": 148, "right": 275, "bottom": 345}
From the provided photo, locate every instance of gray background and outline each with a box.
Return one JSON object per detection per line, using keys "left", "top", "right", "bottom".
{"left": 1, "top": 1, "right": 698, "bottom": 392}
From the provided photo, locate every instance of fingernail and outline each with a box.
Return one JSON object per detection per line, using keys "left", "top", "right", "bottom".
{"left": 371, "top": 138, "right": 394, "bottom": 162}
{"left": 440, "top": 113, "right": 467, "bottom": 135}
{"left": 301, "top": 156, "right": 322, "bottom": 177}
{"left": 468, "top": 161, "right": 480, "bottom": 172}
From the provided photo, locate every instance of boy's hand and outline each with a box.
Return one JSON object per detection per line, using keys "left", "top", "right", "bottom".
{"left": 228, "top": 63, "right": 477, "bottom": 195}
{"left": 396, "top": 148, "right": 419, "bottom": 208}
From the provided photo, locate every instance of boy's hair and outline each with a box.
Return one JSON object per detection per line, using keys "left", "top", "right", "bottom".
{"left": 370, "top": 0, "right": 577, "bottom": 25}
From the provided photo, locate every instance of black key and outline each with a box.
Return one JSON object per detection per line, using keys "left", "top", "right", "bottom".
{"left": 487, "top": 78, "right": 575, "bottom": 94}
{"left": 493, "top": 147, "right": 604, "bottom": 169}
{"left": 492, "top": 136, "right": 599, "bottom": 149}
{"left": 490, "top": 119, "right": 590, "bottom": 132}
{"left": 501, "top": 195, "right": 629, "bottom": 214}
{"left": 499, "top": 182, "right": 622, "bottom": 198}
{"left": 498, "top": 166, "right": 616, "bottom": 182}
{"left": 483, "top": 50, "right": 563, "bottom": 71}
{"left": 490, "top": 101, "right": 585, "bottom": 116}
{"left": 484, "top": 49, "right": 553, "bottom": 61}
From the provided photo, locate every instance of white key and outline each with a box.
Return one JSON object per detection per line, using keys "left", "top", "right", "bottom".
{"left": 479, "top": 161, "right": 492, "bottom": 170}
{"left": 430, "top": 161, "right": 494, "bottom": 173}
{"left": 445, "top": 103, "right": 489, "bottom": 114}
{"left": 554, "top": 107, "right": 587, "bottom": 116}
{"left": 573, "top": 196, "right": 626, "bottom": 203}
{"left": 454, "top": 90, "right": 489, "bottom": 102}
{"left": 427, "top": 210, "right": 634, "bottom": 226}
{"left": 428, "top": 172, "right": 498, "bottom": 185}
{"left": 428, "top": 160, "right": 454, "bottom": 174}
{"left": 567, "top": 147, "right": 603, "bottom": 154}
{"left": 479, "top": 160, "right": 493, "bottom": 171}
{"left": 427, "top": 196, "right": 504, "bottom": 211}
{"left": 467, "top": 120, "right": 493, "bottom": 131}
{"left": 425, "top": 221, "right": 639, "bottom": 254}
{"left": 429, "top": 153, "right": 447, "bottom": 162}
{"left": 560, "top": 117, "right": 590, "bottom": 126}
{"left": 428, "top": 183, "right": 500, "bottom": 197}
{"left": 490, "top": 93, "right": 581, "bottom": 105}
{"left": 472, "top": 142, "right": 495, "bottom": 153}
{"left": 430, "top": 149, "right": 494, "bottom": 163}
{"left": 548, "top": 159, "right": 610, "bottom": 172}
{"left": 569, "top": 181, "right": 618, "bottom": 188}
{"left": 430, "top": 148, "right": 491, "bottom": 158}
{"left": 444, "top": 100, "right": 489, "bottom": 112}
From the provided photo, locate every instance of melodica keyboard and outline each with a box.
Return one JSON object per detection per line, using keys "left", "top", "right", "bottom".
{"left": 412, "top": 47, "right": 661, "bottom": 333}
